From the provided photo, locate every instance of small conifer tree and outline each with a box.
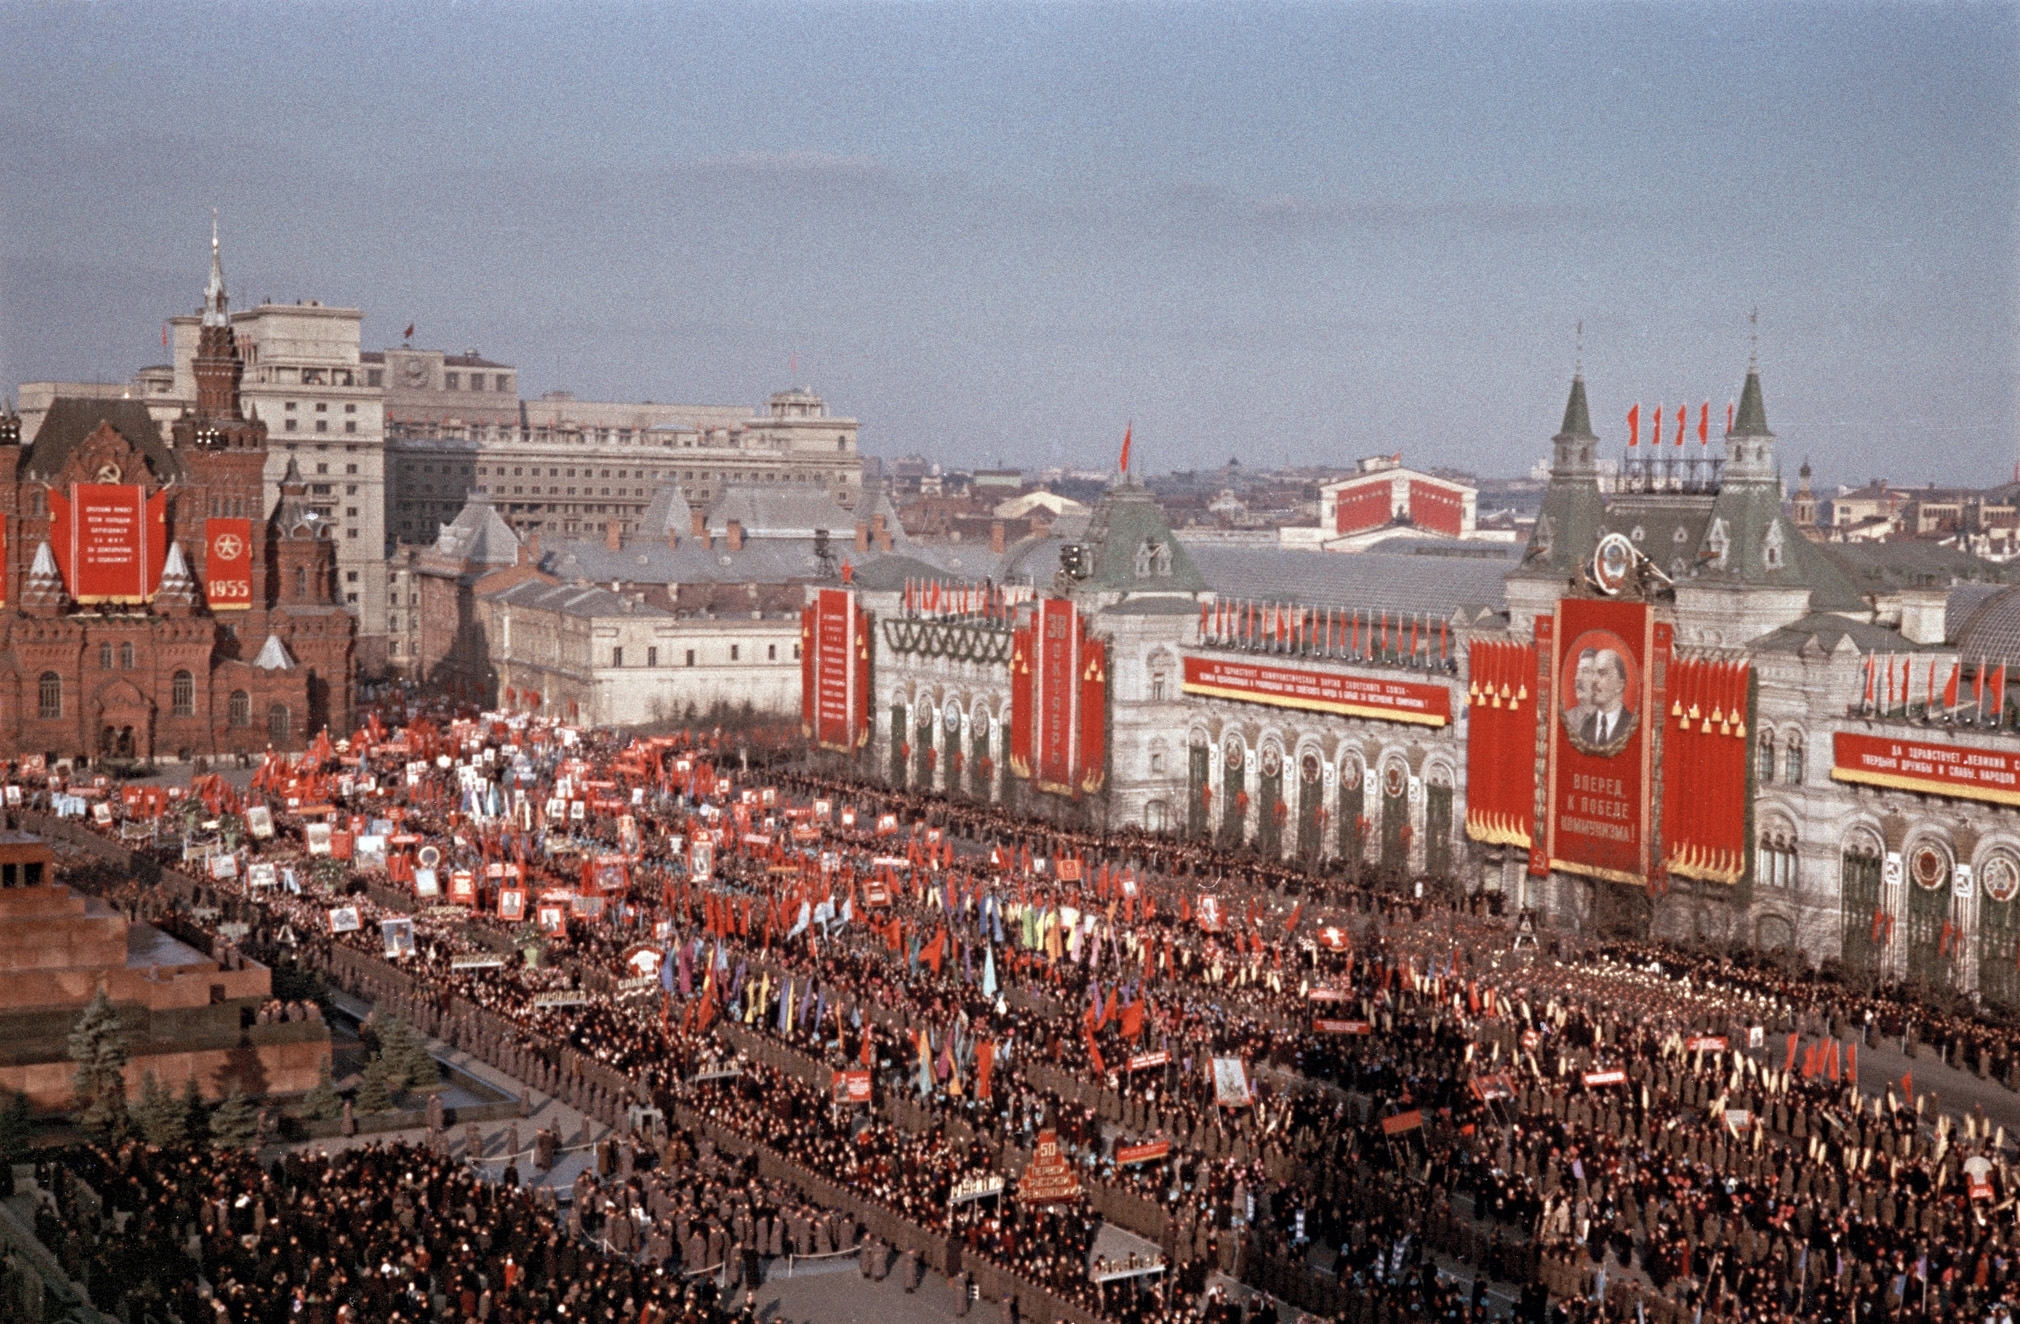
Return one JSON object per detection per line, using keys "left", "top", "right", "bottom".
{"left": 208, "top": 1088, "right": 260, "bottom": 1153}
{"left": 67, "top": 989, "right": 129, "bottom": 1138}
{"left": 356, "top": 1057, "right": 395, "bottom": 1113}
{"left": 301, "top": 1057, "right": 342, "bottom": 1121}
{"left": 133, "top": 1071, "right": 187, "bottom": 1148}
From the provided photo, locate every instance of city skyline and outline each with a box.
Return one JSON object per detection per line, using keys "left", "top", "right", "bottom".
{"left": 1, "top": 2, "right": 2014, "bottom": 490}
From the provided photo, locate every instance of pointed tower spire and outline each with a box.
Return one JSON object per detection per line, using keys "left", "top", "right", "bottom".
{"left": 191, "top": 212, "right": 246, "bottom": 423}
{"left": 202, "top": 209, "right": 229, "bottom": 327}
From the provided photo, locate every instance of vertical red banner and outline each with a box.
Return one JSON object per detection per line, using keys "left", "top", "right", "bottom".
{"left": 854, "top": 600, "right": 872, "bottom": 749}
{"left": 204, "top": 517, "right": 253, "bottom": 610}
{"left": 811, "top": 587, "right": 858, "bottom": 751}
{"left": 1544, "top": 598, "right": 1655, "bottom": 885}
{"left": 1077, "top": 636, "right": 1107, "bottom": 794}
{"left": 1035, "top": 597, "right": 1078, "bottom": 793}
{"left": 1465, "top": 638, "right": 1538, "bottom": 847}
{"left": 800, "top": 602, "right": 817, "bottom": 739}
{"left": 1010, "top": 615, "right": 1034, "bottom": 779}
{"left": 1660, "top": 654, "right": 1750, "bottom": 883}
{"left": 55, "top": 483, "right": 160, "bottom": 603}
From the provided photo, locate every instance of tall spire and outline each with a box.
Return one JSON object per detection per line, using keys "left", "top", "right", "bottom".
{"left": 202, "top": 210, "right": 229, "bottom": 327}
{"left": 1557, "top": 372, "right": 1596, "bottom": 441}
{"left": 1726, "top": 307, "right": 1772, "bottom": 435}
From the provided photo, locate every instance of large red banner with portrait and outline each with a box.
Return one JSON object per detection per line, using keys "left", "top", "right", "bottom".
{"left": 801, "top": 588, "right": 869, "bottom": 752}
{"left": 204, "top": 517, "right": 254, "bottom": 611}
{"left": 50, "top": 483, "right": 168, "bottom": 604}
{"left": 1541, "top": 598, "right": 1659, "bottom": 885}
{"left": 1010, "top": 598, "right": 1106, "bottom": 797}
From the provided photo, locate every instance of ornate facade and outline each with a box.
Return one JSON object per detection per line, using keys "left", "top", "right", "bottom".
{"left": 820, "top": 355, "right": 2020, "bottom": 997}
{"left": 0, "top": 230, "right": 354, "bottom": 761}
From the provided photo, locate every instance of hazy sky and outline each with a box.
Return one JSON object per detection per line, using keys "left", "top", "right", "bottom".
{"left": 2, "top": 2, "right": 2014, "bottom": 487}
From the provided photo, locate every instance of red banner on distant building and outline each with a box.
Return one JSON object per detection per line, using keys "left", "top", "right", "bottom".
{"left": 1832, "top": 731, "right": 2020, "bottom": 807}
{"left": 1663, "top": 656, "right": 1751, "bottom": 882}
{"left": 204, "top": 517, "right": 253, "bottom": 611}
{"left": 1465, "top": 638, "right": 1538, "bottom": 846}
{"left": 1037, "top": 597, "right": 1076, "bottom": 790}
{"left": 1182, "top": 656, "right": 1451, "bottom": 726}
{"left": 801, "top": 588, "right": 869, "bottom": 752}
{"left": 1011, "top": 598, "right": 1106, "bottom": 796}
{"left": 52, "top": 483, "right": 166, "bottom": 604}
{"left": 1543, "top": 599, "right": 1657, "bottom": 886}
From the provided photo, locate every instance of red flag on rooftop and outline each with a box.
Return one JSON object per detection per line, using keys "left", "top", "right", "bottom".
{"left": 1119, "top": 422, "right": 1132, "bottom": 477}
{"left": 1698, "top": 401, "right": 1709, "bottom": 444}
{"left": 1627, "top": 403, "right": 1641, "bottom": 447}
{"left": 1676, "top": 403, "right": 1687, "bottom": 447}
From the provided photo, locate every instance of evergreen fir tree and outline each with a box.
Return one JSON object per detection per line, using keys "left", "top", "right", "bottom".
{"left": 208, "top": 1088, "right": 259, "bottom": 1153}
{"left": 66, "top": 989, "right": 129, "bottom": 1138}
{"left": 356, "top": 1057, "right": 395, "bottom": 1113}
{"left": 380, "top": 1016, "right": 438, "bottom": 1093}
{"left": 181, "top": 1075, "right": 209, "bottom": 1146}
{"left": 0, "top": 1091, "right": 30, "bottom": 1197}
{"left": 301, "top": 1057, "right": 341, "bottom": 1121}
{"left": 133, "top": 1071, "right": 187, "bottom": 1148}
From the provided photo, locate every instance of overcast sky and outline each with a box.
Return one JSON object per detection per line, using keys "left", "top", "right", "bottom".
{"left": 2, "top": 2, "right": 2013, "bottom": 488}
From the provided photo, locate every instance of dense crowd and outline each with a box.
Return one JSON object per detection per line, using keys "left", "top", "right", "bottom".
{"left": 14, "top": 702, "right": 2020, "bottom": 1324}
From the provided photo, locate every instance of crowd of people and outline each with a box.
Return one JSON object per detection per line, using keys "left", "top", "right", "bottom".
{"left": 12, "top": 701, "right": 2020, "bottom": 1324}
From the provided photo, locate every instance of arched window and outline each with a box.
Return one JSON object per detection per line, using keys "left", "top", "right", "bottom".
{"left": 1757, "top": 824, "right": 1798, "bottom": 889}
{"left": 119, "top": 642, "right": 134, "bottom": 670}
{"left": 37, "top": 673, "right": 60, "bottom": 720}
{"left": 267, "top": 703, "right": 291, "bottom": 743}
{"left": 98, "top": 643, "right": 113, "bottom": 670}
{"left": 1783, "top": 734, "right": 1805, "bottom": 785}
{"left": 1756, "top": 733, "right": 1775, "bottom": 784}
{"left": 294, "top": 566, "right": 306, "bottom": 598}
{"left": 228, "top": 690, "right": 251, "bottom": 727}
{"left": 171, "top": 671, "right": 194, "bottom": 717}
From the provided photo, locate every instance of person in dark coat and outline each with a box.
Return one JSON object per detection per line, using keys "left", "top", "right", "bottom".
{"left": 953, "top": 1269, "right": 972, "bottom": 1317}
{"left": 901, "top": 1246, "right": 919, "bottom": 1292}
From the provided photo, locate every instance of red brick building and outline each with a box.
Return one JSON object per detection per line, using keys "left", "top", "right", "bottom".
{"left": 0, "top": 234, "right": 354, "bottom": 761}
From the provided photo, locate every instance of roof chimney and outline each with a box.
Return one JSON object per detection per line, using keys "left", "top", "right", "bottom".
{"left": 855, "top": 521, "right": 870, "bottom": 553}
{"left": 726, "top": 520, "right": 744, "bottom": 552}
{"left": 871, "top": 512, "right": 891, "bottom": 552}
{"left": 692, "top": 508, "right": 709, "bottom": 548}
{"left": 990, "top": 520, "right": 1006, "bottom": 555}
{"left": 667, "top": 526, "right": 680, "bottom": 551}
{"left": 605, "top": 520, "right": 622, "bottom": 552}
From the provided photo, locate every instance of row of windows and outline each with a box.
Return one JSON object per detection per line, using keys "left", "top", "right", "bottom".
{"left": 284, "top": 418, "right": 357, "bottom": 433}
{"left": 35, "top": 672, "right": 271, "bottom": 728}
{"left": 441, "top": 372, "right": 512, "bottom": 392}
{"left": 608, "top": 643, "right": 795, "bottom": 667}
{"left": 1757, "top": 732, "right": 1807, "bottom": 785}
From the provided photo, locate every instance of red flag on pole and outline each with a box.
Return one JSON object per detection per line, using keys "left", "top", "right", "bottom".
{"left": 1627, "top": 403, "right": 1641, "bottom": 448}
{"left": 1944, "top": 658, "right": 1960, "bottom": 713}
{"left": 1118, "top": 422, "right": 1132, "bottom": 477}
{"left": 1676, "top": 402, "right": 1687, "bottom": 447}
{"left": 403, "top": 322, "right": 416, "bottom": 340}
{"left": 1698, "top": 401, "right": 1709, "bottom": 444}
{"left": 1653, "top": 402, "right": 1663, "bottom": 447}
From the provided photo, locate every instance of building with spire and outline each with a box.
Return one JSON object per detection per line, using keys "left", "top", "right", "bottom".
{"left": 0, "top": 227, "right": 355, "bottom": 762}
{"left": 806, "top": 342, "right": 2020, "bottom": 1001}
